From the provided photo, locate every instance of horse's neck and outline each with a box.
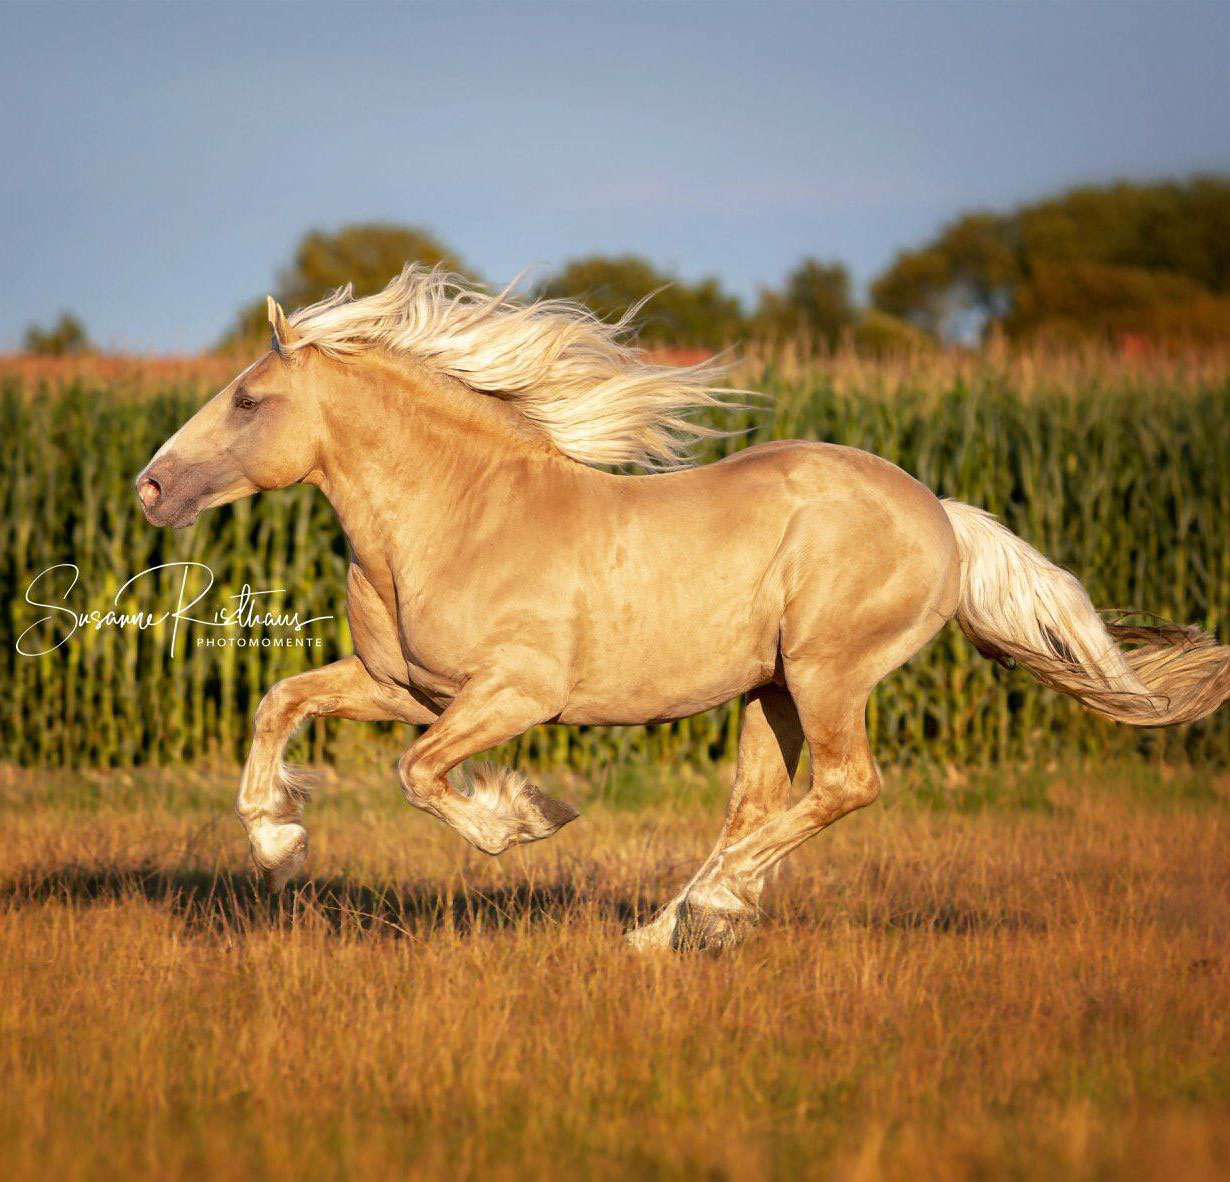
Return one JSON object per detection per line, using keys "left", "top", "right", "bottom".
{"left": 311, "top": 359, "right": 557, "bottom": 586}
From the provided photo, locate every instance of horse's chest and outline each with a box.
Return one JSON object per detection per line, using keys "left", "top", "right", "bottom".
{"left": 392, "top": 598, "right": 475, "bottom": 696}
{"left": 346, "top": 563, "right": 466, "bottom": 699}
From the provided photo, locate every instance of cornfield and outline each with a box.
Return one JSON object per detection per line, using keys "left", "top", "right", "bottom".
{"left": 3, "top": 348, "right": 1228, "bottom": 769}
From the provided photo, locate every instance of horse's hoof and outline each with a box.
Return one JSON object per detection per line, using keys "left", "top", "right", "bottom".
{"left": 458, "top": 763, "right": 580, "bottom": 853}
{"left": 513, "top": 781, "right": 581, "bottom": 841}
{"left": 625, "top": 906, "right": 681, "bottom": 952}
{"left": 249, "top": 820, "right": 308, "bottom": 892}
{"left": 674, "top": 883, "right": 757, "bottom": 952}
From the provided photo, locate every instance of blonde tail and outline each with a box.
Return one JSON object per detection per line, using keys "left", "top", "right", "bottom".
{"left": 942, "top": 500, "right": 1230, "bottom": 726}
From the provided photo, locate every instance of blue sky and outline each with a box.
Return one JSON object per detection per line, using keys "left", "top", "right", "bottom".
{"left": 2, "top": 0, "right": 1228, "bottom": 352}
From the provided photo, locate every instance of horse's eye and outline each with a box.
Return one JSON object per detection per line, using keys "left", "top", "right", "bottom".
{"left": 234, "top": 395, "right": 257, "bottom": 411}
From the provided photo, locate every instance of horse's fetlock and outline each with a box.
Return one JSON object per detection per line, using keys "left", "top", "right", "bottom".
{"left": 235, "top": 798, "right": 269, "bottom": 828}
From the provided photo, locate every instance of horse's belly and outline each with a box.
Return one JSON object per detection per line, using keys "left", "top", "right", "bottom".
{"left": 559, "top": 604, "right": 779, "bottom": 725}
{"left": 558, "top": 670, "right": 765, "bottom": 725}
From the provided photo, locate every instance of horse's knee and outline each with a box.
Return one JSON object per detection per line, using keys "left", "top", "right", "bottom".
{"left": 254, "top": 679, "right": 299, "bottom": 738}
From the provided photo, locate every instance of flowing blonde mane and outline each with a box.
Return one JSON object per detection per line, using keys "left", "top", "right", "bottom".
{"left": 276, "top": 265, "right": 738, "bottom": 469}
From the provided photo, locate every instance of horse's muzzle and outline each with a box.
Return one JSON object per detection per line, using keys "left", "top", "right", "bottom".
{"left": 135, "top": 458, "right": 203, "bottom": 527}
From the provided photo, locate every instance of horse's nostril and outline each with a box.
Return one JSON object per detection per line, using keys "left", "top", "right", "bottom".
{"left": 138, "top": 476, "right": 162, "bottom": 509}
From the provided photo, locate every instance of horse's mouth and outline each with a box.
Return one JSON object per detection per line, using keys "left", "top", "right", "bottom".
{"left": 143, "top": 500, "right": 201, "bottom": 528}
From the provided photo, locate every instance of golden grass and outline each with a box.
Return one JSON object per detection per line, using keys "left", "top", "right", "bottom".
{"left": 0, "top": 760, "right": 1227, "bottom": 1180}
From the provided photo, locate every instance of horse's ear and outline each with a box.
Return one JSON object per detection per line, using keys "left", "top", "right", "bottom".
{"left": 267, "top": 297, "right": 297, "bottom": 350}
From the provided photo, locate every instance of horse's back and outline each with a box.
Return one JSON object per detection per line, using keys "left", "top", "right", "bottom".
{"left": 704, "top": 438, "right": 943, "bottom": 510}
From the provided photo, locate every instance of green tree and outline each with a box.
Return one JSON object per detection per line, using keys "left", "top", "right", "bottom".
{"left": 871, "top": 212, "right": 1019, "bottom": 339}
{"left": 24, "top": 313, "right": 89, "bottom": 356}
{"left": 1004, "top": 261, "right": 1230, "bottom": 345}
{"left": 221, "top": 223, "right": 473, "bottom": 351}
{"left": 871, "top": 176, "right": 1230, "bottom": 342}
{"left": 753, "top": 258, "right": 856, "bottom": 348}
{"left": 1016, "top": 178, "right": 1230, "bottom": 291}
{"left": 851, "top": 309, "right": 934, "bottom": 356}
{"left": 542, "top": 254, "right": 744, "bottom": 349}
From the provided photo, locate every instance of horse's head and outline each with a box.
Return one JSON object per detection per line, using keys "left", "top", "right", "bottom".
{"left": 136, "top": 300, "right": 323, "bottom": 527}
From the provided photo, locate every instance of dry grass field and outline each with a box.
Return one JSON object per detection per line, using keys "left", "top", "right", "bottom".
{"left": 1, "top": 756, "right": 1227, "bottom": 1181}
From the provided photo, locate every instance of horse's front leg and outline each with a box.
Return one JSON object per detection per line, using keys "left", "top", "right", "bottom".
{"left": 238, "top": 655, "right": 435, "bottom": 888}
{"left": 397, "top": 667, "right": 578, "bottom": 855}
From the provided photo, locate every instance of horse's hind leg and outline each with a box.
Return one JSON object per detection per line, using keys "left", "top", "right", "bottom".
{"left": 674, "top": 671, "right": 881, "bottom": 951}
{"left": 626, "top": 685, "right": 804, "bottom": 950}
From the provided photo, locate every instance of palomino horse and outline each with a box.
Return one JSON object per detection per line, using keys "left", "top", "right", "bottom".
{"left": 137, "top": 267, "right": 1230, "bottom": 950}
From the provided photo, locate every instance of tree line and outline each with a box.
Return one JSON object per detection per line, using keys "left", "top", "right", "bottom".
{"left": 23, "top": 176, "right": 1230, "bottom": 355}
{"left": 873, "top": 176, "right": 1230, "bottom": 345}
{"left": 218, "top": 225, "right": 888, "bottom": 354}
